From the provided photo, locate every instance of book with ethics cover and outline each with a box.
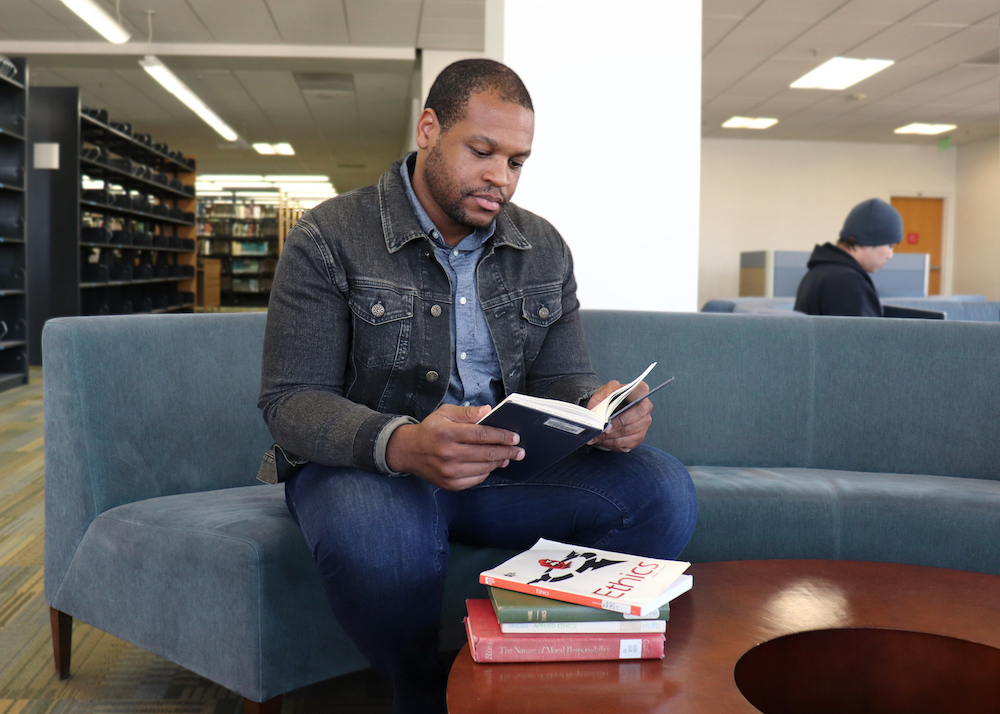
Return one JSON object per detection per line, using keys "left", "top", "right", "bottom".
{"left": 480, "top": 538, "right": 691, "bottom": 618}
{"left": 464, "top": 599, "right": 665, "bottom": 663}
{"left": 478, "top": 363, "right": 672, "bottom": 480}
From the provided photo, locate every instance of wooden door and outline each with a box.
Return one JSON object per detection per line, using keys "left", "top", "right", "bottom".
{"left": 890, "top": 197, "right": 943, "bottom": 295}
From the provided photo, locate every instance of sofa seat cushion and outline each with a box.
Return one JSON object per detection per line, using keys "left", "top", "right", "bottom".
{"left": 682, "top": 466, "right": 1000, "bottom": 576}
{"left": 50, "top": 484, "right": 365, "bottom": 701}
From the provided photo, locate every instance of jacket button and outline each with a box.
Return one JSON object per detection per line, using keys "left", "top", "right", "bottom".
{"left": 371, "top": 303, "right": 385, "bottom": 318}
{"left": 425, "top": 370, "right": 439, "bottom": 382}
{"left": 430, "top": 304, "right": 442, "bottom": 317}
{"left": 538, "top": 306, "right": 550, "bottom": 319}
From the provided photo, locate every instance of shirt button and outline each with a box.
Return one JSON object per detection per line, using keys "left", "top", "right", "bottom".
{"left": 425, "top": 370, "right": 439, "bottom": 383}
{"left": 460, "top": 297, "right": 467, "bottom": 305}
{"left": 460, "top": 352, "right": 467, "bottom": 360}
{"left": 463, "top": 401, "right": 471, "bottom": 407}
{"left": 452, "top": 249, "right": 459, "bottom": 257}
{"left": 371, "top": 303, "right": 385, "bottom": 318}
{"left": 538, "top": 306, "right": 550, "bottom": 319}
{"left": 430, "top": 304, "right": 442, "bottom": 317}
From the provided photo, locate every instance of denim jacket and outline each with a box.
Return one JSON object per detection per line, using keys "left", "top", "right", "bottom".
{"left": 258, "top": 158, "right": 600, "bottom": 474}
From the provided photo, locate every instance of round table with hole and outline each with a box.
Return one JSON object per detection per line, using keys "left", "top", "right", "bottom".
{"left": 446, "top": 559, "right": 1000, "bottom": 714}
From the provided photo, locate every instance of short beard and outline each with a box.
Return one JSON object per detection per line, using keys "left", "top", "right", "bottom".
{"left": 423, "top": 144, "right": 505, "bottom": 230}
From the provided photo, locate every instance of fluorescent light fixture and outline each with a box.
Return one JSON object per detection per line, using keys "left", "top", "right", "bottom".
{"left": 894, "top": 123, "right": 956, "bottom": 135}
{"left": 199, "top": 175, "right": 264, "bottom": 182}
{"left": 253, "top": 143, "right": 296, "bottom": 155}
{"left": 790, "top": 57, "right": 894, "bottom": 90}
{"left": 59, "top": 0, "right": 130, "bottom": 43}
{"left": 722, "top": 116, "right": 779, "bottom": 130}
{"left": 139, "top": 56, "right": 239, "bottom": 142}
{"left": 264, "top": 175, "right": 330, "bottom": 182}
{"left": 271, "top": 182, "right": 333, "bottom": 191}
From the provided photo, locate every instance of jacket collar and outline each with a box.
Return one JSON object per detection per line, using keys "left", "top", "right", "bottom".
{"left": 378, "top": 157, "right": 532, "bottom": 254}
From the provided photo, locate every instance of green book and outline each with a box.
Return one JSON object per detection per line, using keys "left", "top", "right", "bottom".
{"left": 488, "top": 585, "right": 674, "bottom": 624}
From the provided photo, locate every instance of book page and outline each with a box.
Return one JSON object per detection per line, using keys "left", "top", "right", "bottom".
{"left": 591, "top": 362, "right": 656, "bottom": 423}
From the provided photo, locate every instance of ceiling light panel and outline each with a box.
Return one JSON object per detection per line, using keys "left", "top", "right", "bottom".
{"left": 791, "top": 57, "right": 894, "bottom": 90}
{"left": 722, "top": 116, "right": 779, "bottom": 129}
{"left": 894, "top": 123, "right": 957, "bottom": 135}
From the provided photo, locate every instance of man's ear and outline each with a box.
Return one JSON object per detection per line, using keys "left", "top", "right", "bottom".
{"left": 415, "top": 108, "right": 440, "bottom": 150}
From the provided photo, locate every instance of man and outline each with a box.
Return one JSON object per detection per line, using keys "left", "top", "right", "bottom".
{"left": 258, "top": 59, "right": 697, "bottom": 714}
{"left": 794, "top": 198, "right": 903, "bottom": 316}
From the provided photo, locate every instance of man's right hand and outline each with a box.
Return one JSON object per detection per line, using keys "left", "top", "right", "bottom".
{"left": 385, "top": 404, "right": 524, "bottom": 491}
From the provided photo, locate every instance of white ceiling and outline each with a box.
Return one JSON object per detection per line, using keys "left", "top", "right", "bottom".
{"left": 0, "top": 0, "right": 996, "bottom": 192}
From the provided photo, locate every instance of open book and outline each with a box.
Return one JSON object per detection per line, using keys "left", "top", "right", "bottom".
{"left": 478, "top": 363, "right": 671, "bottom": 480}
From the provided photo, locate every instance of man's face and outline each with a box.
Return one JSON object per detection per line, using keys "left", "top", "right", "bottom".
{"left": 856, "top": 243, "right": 896, "bottom": 273}
{"left": 414, "top": 91, "right": 534, "bottom": 243}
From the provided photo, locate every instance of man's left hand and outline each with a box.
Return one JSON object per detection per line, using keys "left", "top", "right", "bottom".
{"left": 586, "top": 380, "right": 652, "bottom": 452}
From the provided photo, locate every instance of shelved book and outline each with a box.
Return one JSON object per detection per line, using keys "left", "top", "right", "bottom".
{"left": 478, "top": 362, "right": 673, "bottom": 480}
{"left": 488, "top": 579, "right": 691, "bottom": 634}
{"left": 480, "top": 538, "right": 691, "bottom": 618}
{"left": 464, "top": 599, "right": 665, "bottom": 663}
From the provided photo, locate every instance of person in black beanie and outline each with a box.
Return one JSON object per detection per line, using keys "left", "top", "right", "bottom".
{"left": 794, "top": 198, "right": 903, "bottom": 316}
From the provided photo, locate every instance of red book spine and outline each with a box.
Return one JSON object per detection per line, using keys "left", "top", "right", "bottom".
{"left": 464, "top": 600, "right": 665, "bottom": 663}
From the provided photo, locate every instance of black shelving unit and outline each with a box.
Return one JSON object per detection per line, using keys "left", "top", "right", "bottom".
{"left": 0, "top": 57, "right": 28, "bottom": 390}
{"left": 198, "top": 199, "right": 278, "bottom": 307}
{"left": 28, "top": 87, "right": 198, "bottom": 364}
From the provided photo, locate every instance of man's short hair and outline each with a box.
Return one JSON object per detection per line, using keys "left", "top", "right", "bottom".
{"left": 424, "top": 59, "right": 533, "bottom": 133}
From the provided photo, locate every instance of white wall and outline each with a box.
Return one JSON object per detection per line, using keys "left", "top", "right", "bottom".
{"left": 952, "top": 136, "right": 1000, "bottom": 300}
{"left": 699, "top": 138, "right": 958, "bottom": 309}
{"left": 498, "top": 0, "right": 702, "bottom": 312}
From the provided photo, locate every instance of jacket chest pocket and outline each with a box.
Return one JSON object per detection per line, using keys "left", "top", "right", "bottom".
{"left": 349, "top": 288, "right": 414, "bottom": 368}
{"left": 520, "top": 289, "right": 562, "bottom": 362}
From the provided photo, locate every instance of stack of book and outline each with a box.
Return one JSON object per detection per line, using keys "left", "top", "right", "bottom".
{"left": 464, "top": 538, "right": 692, "bottom": 663}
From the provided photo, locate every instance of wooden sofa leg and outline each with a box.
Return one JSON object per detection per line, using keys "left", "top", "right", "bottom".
{"left": 244, "top": 695, "right": 282, "bottom": 714}
{"left": 50, "top": 608, "right": 72, "bottom": 679}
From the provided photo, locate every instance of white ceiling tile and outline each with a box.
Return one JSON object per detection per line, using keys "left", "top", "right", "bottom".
{"left": 751, "top": 0, "right": 851, "bottom": 22}
{"left": 264, "top": 0, "right": 350, "bottom": 45}
{"left": 703, "top": 16, "right": 742, "bottom": 54}
{"left": 903, "top": 22, "right": 1000, "bottom": 65}
{"left": 345, "top": 0, "right": 421, "bottom": 46}
{"left": 776, "top": 21, "right": 887, "bottom": 59}
{"left": 182, "top": 0, "right": 281, "bottom": 43}
{"left": 826, "top": 0, "right": 938, "bottom": 24}
{"left": 904, "top": 0, "right": 999, "bottom": 26}
{"left": 843, "top": 22, "right": 962, "bottom": 59}
{"left": 703, "top": 0, "right": 768, "bottom": 18}
{"left": 118, "top": 0, "right": 218, "bottom": 43}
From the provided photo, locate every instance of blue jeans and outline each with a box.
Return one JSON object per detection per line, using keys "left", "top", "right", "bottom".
{"left": 284, "top": 445, "right": 697, "bottom": 714}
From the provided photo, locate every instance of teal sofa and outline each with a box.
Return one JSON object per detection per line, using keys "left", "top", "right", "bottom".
{"left": 43, "top": 311, "right": 1000, "bottom": 712}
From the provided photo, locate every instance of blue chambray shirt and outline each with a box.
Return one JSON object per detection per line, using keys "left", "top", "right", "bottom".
{"left": 400, "top": 155, "right": 504, "bottom": 407}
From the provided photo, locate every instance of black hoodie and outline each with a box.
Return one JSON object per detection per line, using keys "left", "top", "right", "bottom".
{"left": 793, "top": 242, "right": 883, "bottom": 317}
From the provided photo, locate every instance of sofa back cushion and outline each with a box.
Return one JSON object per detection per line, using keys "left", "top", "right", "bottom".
{"left": 581, "top": 310, "right": 1000, "bottom": 482}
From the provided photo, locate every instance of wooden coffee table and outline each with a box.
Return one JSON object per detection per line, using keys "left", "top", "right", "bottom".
{"left": 447, "top": 560, "right": 1000, "bottom": 713}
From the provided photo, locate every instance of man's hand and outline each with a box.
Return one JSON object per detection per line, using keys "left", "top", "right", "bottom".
{"left": 587, "top": 380, "right": 652, "bottom": 452}
{"left": 385, "top": 404, "right": 525, "bottom": 490}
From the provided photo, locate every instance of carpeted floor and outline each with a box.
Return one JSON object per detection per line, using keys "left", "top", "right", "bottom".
{"left": 0, "top": 368, "right": 395, "bottom": 714}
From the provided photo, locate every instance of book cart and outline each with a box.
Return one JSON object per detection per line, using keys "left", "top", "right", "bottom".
{"left": 0, "top": 57, "right": 28, "bottom": 390}
{"left": 27, "top": 87, "right": 197, "bottom": 364}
